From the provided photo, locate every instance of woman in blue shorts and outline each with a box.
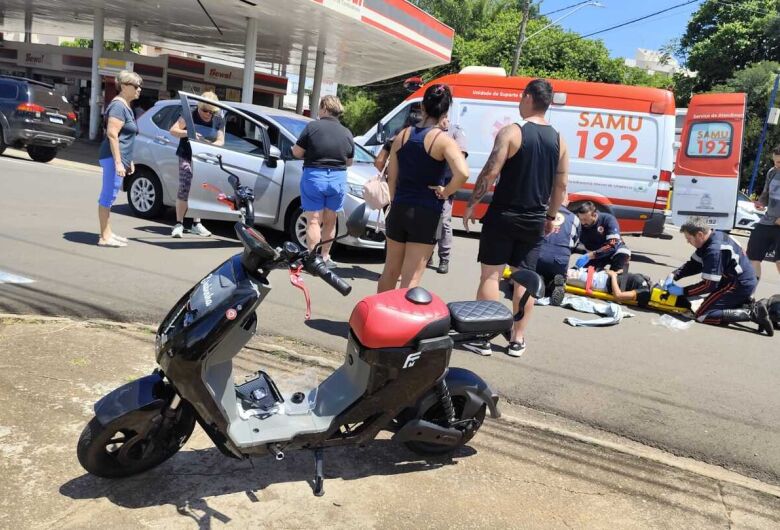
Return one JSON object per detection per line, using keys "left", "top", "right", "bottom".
{"left": 96, "top": 70, "right": 142, "bottom": 247}
{"left": 292, "top": 96, "right": 354, "bottom": 268}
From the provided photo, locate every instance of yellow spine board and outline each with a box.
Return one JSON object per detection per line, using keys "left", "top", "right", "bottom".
{"left": 563, "top": 285, "right": 692, "bottom": 315}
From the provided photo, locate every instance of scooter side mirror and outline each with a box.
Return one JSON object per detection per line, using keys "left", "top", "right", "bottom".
{"left": 509, "top": 270, "right": 546, "bottom": 322}
{"left": 346, "top": 203, "right": 371, "bottom": 238}
{"left": 510, "top": 269, "right": 545, "bottom": 299}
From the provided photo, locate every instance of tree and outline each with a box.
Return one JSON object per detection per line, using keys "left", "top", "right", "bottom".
{"left": 679, "top": 0, "right": 779, "bottom": 91}
{"left": 340, "top": 1, "right": 673, "bottom": 132}
{"left": 339, "top": 89, "right": 381, "bottom": 135}
{"left": 711, "top": 61, "right": 780, "bottom": 187}
{"left": 61, "top": 38, "right": 142, "bottom": 53}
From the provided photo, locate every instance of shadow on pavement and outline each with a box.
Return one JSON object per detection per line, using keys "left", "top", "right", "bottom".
{"left": 0, "top": 283, "right": 126, "bottom": 321}
{"left": 331, "top": 265, "right": 381, "bottom": 282}
{"left": 63, "top": 231, "right": 99, "bottom": 246}
{"left": 305, "top": 318, "right": 350, "bottom": 338}
{"left": 59, "top": 441, "right": 471, "bottom": 515}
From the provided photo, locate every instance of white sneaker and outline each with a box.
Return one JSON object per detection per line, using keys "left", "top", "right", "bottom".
{"left": 506, "top": 340, "right": 527, "bottom": 358}
{"left": 171, "top": 223, "right": 184, "bottom": 238}
{"left": 464, "top": 340, "right": 493, "bottom": 356}
{"left": 189, "top": 222, "right": 212, "bottom": 237}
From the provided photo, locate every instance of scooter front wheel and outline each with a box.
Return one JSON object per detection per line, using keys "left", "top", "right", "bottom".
{"left": 404, "top": 396, "right": 486, "bottom": 456}
{"left": 77, "top": 401, "right": 196, "bottom": 478}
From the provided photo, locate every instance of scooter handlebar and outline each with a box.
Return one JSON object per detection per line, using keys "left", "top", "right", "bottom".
{"left": 304, "top": 255, "right": 352, "bottom": 296}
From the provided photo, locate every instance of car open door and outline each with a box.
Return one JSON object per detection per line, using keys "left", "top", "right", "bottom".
{"left": 179, "top": 92, "right": 283, "bottom": 225}
{"left": 671, "top": 93, "right": 747, "bottom": 230}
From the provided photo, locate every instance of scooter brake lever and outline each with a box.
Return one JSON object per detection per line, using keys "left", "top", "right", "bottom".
{"left": 202, "top": 183, "right": 238, "bottom": 210}
{"left": 289, "top": 264, "right": 311, "bottom": 320}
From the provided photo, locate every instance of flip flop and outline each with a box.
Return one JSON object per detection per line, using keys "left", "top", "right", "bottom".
{"left": 97, "top": 238, "right": 127, "bottom": 248}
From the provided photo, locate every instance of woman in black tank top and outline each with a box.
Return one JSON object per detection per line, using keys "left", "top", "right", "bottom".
{"left": 377, "top": 84, "right": 470, "bottom": 293}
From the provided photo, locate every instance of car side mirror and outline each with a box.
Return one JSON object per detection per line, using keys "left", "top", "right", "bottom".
{"left": 346, "top": 203, "right": 370, "bottom": 238}
{"left": 266, "top": 145, "right": 281, "bottom": 168}
{"left": 376, "top": 122, "right": 386, "bottom": 144}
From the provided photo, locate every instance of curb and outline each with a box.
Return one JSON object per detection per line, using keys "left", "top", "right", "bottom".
{"left": 499, "top": 409, "right": 780, "bottom": 499}
{"left": 3, "top": 312, "right": 779, "bottom": 498}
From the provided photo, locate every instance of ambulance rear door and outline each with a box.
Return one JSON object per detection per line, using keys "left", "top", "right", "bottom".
{"left": 671, "top": 93, "right": 746, "bottom": 230}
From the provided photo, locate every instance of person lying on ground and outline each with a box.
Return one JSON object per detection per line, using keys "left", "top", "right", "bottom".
{"left": 555, "top": 267, "right": 690, "bottom": 310}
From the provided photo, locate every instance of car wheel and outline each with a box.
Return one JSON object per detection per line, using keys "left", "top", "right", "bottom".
{"left": 287, "top": 206, "right": 310, "bottom": 249}
{"left": 27, "top": 145, "right": 57, "bottom": 163}
{"left": 127, "top": 169, "right": 164, "bottom": 219}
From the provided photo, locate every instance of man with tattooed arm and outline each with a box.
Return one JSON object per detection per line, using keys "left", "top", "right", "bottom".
{"left": 462, "top": 79, "right": 569, "bottom": 358}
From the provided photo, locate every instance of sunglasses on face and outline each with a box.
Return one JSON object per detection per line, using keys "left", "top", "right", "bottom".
{"left": 201, "top": 109, "right": 215, "bottom": 115}
{"left": 124, "top": 83, "right": 142, "bottom": 89}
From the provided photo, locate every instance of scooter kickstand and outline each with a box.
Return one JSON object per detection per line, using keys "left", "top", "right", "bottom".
{"left": 312, "top": 448, "right": 325, "bottom": 497}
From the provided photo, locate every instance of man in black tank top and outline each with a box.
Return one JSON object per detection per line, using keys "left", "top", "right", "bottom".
{"left": 463, "top": 79, "right": 569, "bottom": 358}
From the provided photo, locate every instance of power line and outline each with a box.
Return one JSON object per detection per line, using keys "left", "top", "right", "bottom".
{"left": 540, "top": 0, "right": 594, "bottom": 17}
{"left": 554, "top": 0, "right": 704, "bottom": 45}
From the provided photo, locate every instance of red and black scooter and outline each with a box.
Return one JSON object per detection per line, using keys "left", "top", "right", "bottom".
{"left": 76, "top": 156, "right": 543, "bottom": 496}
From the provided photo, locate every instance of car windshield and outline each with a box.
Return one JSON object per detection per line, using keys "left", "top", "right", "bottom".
{"left": 269, "top": 114, "right": 375, "bottom": 164}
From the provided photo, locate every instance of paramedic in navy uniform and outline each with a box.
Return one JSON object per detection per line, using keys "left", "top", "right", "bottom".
{"left": 664, "top": 217, "right": 773, "bottom": 336}
{"left": 575, "top": 202, "right": 631, "bottom": 272}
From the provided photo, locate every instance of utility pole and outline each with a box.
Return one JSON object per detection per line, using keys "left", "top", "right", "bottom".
{"left": 511, "top": 0, "right": 532, "bottom": 77}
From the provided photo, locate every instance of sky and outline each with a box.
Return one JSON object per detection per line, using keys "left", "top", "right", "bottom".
{"left": 542, "top": 0, "right": 706, "bottom": 61}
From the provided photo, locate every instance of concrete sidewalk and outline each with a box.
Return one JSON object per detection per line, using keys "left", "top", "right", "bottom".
{"left": 1, "top": 315, "right": 779, "bottom": 529}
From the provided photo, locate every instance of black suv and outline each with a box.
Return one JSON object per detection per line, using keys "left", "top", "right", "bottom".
{"left": 0, "top": 75, "right": 77, "bottom": 162}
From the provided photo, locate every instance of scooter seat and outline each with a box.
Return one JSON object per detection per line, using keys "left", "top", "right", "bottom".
{"left": 447, "top": 300, "right": 513, "bottom": 334}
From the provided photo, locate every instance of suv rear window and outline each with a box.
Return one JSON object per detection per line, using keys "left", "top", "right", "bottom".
{"left": 29, "top": 85, "right": 70, "bottom": 111}
{"left": 0, "top": 82, "right": 18, "bottom": 100}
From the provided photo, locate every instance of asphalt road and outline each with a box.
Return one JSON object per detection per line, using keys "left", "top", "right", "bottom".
{"left": 2, "top": 152, "right": 779, "bottom": 485}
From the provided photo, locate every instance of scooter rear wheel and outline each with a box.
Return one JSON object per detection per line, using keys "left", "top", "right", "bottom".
{"left": 77, "top": 401, "right": 196, "bottom": 478}
{"left": 404, "top": 396, "right": 486, "bottom": 456}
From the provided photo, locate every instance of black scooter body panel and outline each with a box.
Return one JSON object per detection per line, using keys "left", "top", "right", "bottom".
{"left": 155, "top": 254, "right": 264, "bottom": 364}
{"left": 155, "top": 253, "right": 269, "bottom": 458}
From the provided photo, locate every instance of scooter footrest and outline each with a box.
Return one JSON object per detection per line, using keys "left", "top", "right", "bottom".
{"left": 236, "top": 371, "right": 283, "bottom": 411}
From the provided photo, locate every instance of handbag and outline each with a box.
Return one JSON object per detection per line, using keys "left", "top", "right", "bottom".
{"left": 363, "top": 160, "right": 391, "bottom": 210}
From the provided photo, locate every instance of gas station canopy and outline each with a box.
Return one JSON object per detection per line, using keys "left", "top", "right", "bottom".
{"left": 0, "top": 0, "right": 454, "bottom": 85}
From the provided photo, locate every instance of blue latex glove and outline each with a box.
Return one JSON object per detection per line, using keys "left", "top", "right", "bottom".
{"left": 662, "top": 274, "right": 675, "bottom": 290}
{"left": 666, "top": 283, "right": 684, "bottom": 296}
{"left": 575, "top": 254, "right": 590, "bottom": 268}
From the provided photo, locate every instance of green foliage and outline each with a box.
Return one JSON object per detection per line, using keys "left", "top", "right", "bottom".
{"left": 340, "top": 90, "right": 381, "bottom": 135}
{"left": 60, "top": 38, "right": 142, "bottom": 53}
{"left": 679, "top": 0, "right": 779, "bottom": 91}
{"left": 340, "top": 1, "right": 674, "bottom": 134}
{"left": 711, "top": 62, "right": 780, "bottom": 187}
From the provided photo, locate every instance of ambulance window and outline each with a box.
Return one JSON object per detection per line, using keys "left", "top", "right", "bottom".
{"left": 686, "top": 122, "right": 733, "bottom": 158}
{"left": 373, "top": 102, "right": 421, "bottom": 145}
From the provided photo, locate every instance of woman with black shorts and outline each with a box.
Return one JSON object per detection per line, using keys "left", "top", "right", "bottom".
{"left": 377, "top": 84, "right": 469, "bottom": 293}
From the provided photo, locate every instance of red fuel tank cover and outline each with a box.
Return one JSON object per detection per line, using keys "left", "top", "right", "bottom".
{"left": 349, "top": 288, "right": 450, "bottom": 349}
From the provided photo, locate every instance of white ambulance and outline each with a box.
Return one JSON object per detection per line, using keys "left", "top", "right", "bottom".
{"left": 356, "top": 67, "right": 677, "bottom": 237}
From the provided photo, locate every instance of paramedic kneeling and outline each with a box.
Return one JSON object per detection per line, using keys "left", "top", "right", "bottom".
{"left": 537, "top": 205, "right": 580, "bottom": 304}
{"left": 664, "top": 217, "right": 773, "bottom": 336}
{"left": 575, "top": 202, "right": 631, "bottom": 272}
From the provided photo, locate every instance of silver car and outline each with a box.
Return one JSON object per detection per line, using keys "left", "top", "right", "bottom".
{"left": 126, "top": 94, "right": 384, "bottom": 249}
